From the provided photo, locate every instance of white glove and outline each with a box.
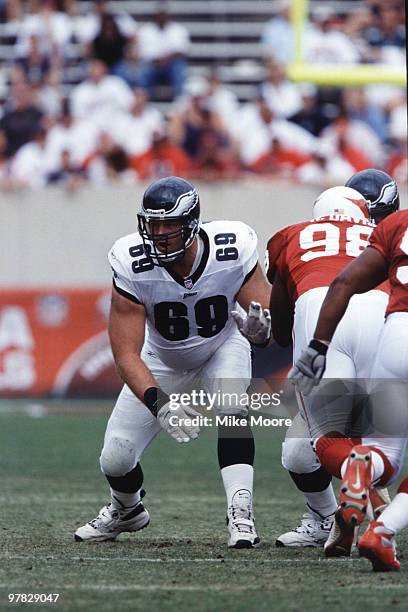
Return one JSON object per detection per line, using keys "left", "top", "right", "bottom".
{"left": 157, "top": 402, "right": 201, "bottom": 443}
{"left": 231, "top": 301, "right": 271, "bottom": 346}
{"left": 288, "top": 340, "right": 328, "bottom": 395}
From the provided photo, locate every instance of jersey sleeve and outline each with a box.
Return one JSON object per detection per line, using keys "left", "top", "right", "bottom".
{"left": 369, "top": 219, "right": 390, "bottom": 263}
{"left": 239, "top": 223, "right": 259, "bottom": 284}
{"left": 266, "top": 229, "right": 286, "bottom": 282}
{"left": 108, "top": 241, "right": 143, "bottom": 304}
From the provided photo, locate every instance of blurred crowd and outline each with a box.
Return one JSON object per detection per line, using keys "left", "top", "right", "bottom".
{"left": 0, "top": 0, "right": 406, "bottom": 191}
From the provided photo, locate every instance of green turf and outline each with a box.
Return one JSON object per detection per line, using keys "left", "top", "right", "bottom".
{"left": 0, "top": 407, "right": 407, "bottom": 612}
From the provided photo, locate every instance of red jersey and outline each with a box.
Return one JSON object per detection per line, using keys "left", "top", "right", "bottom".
{"left": 369, "top": 210, "right": 408, "bottom": 316}
{"left": 267, "top": 215, "right": 376, "bottom": 304}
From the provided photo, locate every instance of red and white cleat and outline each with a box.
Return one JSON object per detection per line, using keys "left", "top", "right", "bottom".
{"left": 358, "top": 521, "right": 400, "bottom": 572}
{"left": 339, "top": 445, "right": 372, "bottom": 526}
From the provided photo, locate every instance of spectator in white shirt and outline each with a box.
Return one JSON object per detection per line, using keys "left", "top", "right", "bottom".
{"left": 234, "top": 94, "right": 316, "bottom": 168}
{"left": 296, "top": 140, "right": 357, "bottom": 186}
{"left": 260, "top": 60, "right": 302, "bottom": 119}
{"left": 320, "top": 109, "right": 384, "bottom": 168}
{"left": 205, "top": 70, "right": 240, "bottom": 137}
{"left": 172, "top": 72, "right": 240, "bottom": 140}
{"left": 14, "top": 0, "right": 73, "bottom": 66}
{"left": 85, "top": 131, "right": 136, "bottom": 187}
{"left": 137, "top": 4, "right": 190, "bottom": 99}
{"left": 261, "top": 1, "right": 294, "bottom": 64}
{"left": 70, "top": 59, "right": 133, "bottom": 129}
{"left": 107, "top": 88, "right": 164, "bottom": 157}
{"left": 305, "top": 7, "right": 360, "bottom": 64}
{"left": 36, "top": 67, "right": 64, "bottom": 119}
{"left": 10, "top": 125, "right": 49, "bottom": 189}
{"left": 45, "top": 99, "right": 100, "bottom": 173}
{"left": 46, "top": 149, "right": 86, "bottom": 192}
{"left": 263, "top": 3, "right": 360, "bottom": 67}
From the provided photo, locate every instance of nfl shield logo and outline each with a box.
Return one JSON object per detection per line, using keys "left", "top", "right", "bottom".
{"left": 184, "top": 279, "right": 193, "bottom": 290}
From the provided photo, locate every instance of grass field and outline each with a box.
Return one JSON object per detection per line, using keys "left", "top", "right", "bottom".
{"left": 1, "top": 402, "right": 407, "bottom": 612}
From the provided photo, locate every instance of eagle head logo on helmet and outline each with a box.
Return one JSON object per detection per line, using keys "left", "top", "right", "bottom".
{"left": 137, "top": 176, "right": 200, "bottom": 266}
{"left": 312, "top": 186, "right": 369, "bottom": 221}
{"left": 345, "top": 168, "right": 400, "bottom": 224}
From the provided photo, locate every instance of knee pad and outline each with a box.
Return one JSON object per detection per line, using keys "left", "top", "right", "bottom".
{"left": 281, "top": 437, "right": 320, "bottom": 474}
{"left": 100, "top": 436, "right": 136, "bottom": 477}
{"left": 289, "top": 466, "right": 332, "bottom": 492}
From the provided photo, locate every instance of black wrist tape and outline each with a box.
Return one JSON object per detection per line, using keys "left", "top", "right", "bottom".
{"left": 309, "top": 339, "right": 329, "bottom": 356}
{"left": 143, "top": 387, "right": 170, "bottom": 417}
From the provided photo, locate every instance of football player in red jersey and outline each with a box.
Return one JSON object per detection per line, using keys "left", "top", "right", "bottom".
{"left": 271, "top": 169, "right": 401, "bottom": 550}
{"left": 267, "top": 185, "right": 392, "bottom": 548}
{"left": 290, "top": 209, "right": 408, "bottom": 568}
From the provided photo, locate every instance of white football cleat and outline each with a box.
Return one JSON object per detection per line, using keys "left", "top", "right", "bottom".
{"left": 324, "top": 507, "right": 357, "bottom": 557}
{"left": 276, "top": 512, "right": 334, "bottom": 547}
{"left": 74, "top": 500, "right": 150, "bottom": 542}
{"left": 227, "top": 490, "right": 260, "bottom": 549}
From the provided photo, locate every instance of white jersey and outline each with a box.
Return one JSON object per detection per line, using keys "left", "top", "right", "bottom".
{"left": 108, "top": 220, "right": 258, "bottom": 370}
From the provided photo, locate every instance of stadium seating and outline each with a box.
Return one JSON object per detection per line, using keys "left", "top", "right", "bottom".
{"left": 0, "top": 0, "right": 365, "bottom": 103}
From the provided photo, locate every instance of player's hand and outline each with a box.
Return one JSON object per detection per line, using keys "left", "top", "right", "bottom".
{"left": 157, "top": 402, "right": 201, "bottom": 443}
{"left": 231, "top": 301, "right": 271, "bottom": 346}
{"left": 288, "top": 340, "right": 329, "bottom": 395}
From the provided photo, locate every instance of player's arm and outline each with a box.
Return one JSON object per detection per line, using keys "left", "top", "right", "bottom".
{"left": 233, "top": 263, "right": 272, "bottom": 346}
{"left": 109, "top": 287, "right": 200, "bottom": 443}
{"left": 269, "top": 271, "right": 294, "bottom": 347}
{"left": 109, "top": 287, "right": 158, "bottom": 399}
{"left": 289, "top": 247, "right": 388, "bottom": 394}
{"left": 235, "top": 263, "right": 271, "bottom": 311}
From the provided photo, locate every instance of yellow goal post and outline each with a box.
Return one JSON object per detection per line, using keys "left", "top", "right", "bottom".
{"left": 287, "top": 0, "right": 406, "bottom": 86}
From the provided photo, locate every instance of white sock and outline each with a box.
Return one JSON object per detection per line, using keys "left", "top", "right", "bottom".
{"left": 110, "top": 488, "right": 141, "bottom": 510}
{"left": 304, "top": 484, "right": 337, "bottom": 519}
{"left": 340, "top": 449, "right": 384, "bottom": 483}
{"left": 379, "top": 493, "right": 408, "bottom": 534}
{"left": 221, "top": 463, "right": 253, "bottom": 508}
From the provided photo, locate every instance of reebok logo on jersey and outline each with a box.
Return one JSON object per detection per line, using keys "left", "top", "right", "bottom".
{"left": 183, "top": 291, "right": 198, "bottom": 299}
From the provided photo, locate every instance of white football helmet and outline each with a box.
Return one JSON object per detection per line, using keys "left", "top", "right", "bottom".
{"left": 313, "top": 186, "right": 369, "bottom": 220}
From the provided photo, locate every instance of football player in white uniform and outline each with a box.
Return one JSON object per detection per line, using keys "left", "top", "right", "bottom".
{"left": 74, "top": 176, "right": 271, "bottom": 548}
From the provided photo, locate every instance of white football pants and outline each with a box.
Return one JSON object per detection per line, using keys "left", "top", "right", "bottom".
{"left": 363, "top": 312, "right": 408, "bottom": 480}
{"left": 282, "top": 286, "right": 404, "bottom": 478}
{"left": 100, "top": 330, "right": 251, "bottom": 476}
